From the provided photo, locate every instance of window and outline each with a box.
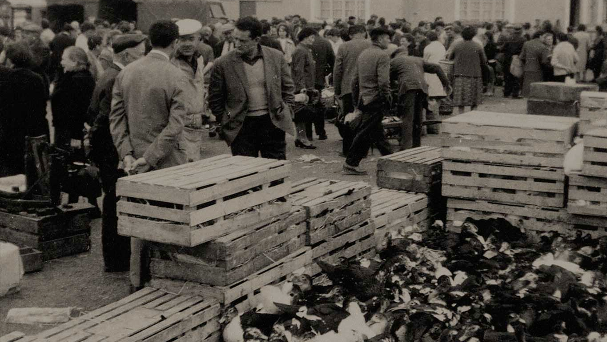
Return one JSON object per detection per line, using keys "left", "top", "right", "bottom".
{"left": 318, "top": 0, "right": 367, "bottom": 21}
{"left": 457, "top": 0, "right": 505, "bottom": 22}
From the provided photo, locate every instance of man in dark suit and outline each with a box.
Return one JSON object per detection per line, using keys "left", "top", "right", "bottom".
{"left": 209, "top": 16, "right": 300, "bottom": 160}
{"left": 259, "top": 21, "right": 283, "bottom": 52}
{"left": 390, "top": 47, "right": 450, "bottom": 150}
{"left": 309, "top": 31, "right": 335, "bottom": 141}
{"left": 110, "top": 21, "right": 189, "bottom": 290}
{"left": 503, "top": 25, "right": 526, "bottom": 98}
{"left": 333, "top": 25, "right": 371, "bottom": 155}
{"left": 49, "top": 24, "right": 77, "bottom": 82}
{"left": 88, "top": 34, "right": 146, "bottom": 273}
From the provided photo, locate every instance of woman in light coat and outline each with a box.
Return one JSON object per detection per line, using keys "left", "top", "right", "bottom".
{"left": 277, "top": 23, "right": 296, "bottom": 65}
{"left": 423, "top": 31, "right": 447, "bottom": 97}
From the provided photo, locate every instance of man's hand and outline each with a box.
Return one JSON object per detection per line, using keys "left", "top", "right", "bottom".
{"left": 123, "top": 155, "right": 136, "bottom": 173}
{"left": 132, "top": 157, "right": 150, "bottom": 174}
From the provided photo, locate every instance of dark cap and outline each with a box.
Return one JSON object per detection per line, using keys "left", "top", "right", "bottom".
{"left": 112, "top": 34, "right": 147, "bottom": 53}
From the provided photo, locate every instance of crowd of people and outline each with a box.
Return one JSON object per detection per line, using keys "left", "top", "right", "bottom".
{"left": 0, "top": 13, "right": 606, "bottom": 286}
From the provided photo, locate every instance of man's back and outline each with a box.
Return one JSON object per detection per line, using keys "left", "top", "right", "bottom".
{"left": 311, "top": 36, "right": 335, "bottom": 88}
{"left": 334, "top": 38, "right": 371, "bottom": 96}
{"left": 354, "top": 44, "right": 390, "bottom": 105}
{"left": 111, "top": 52, "right": 188, "bottom": 169}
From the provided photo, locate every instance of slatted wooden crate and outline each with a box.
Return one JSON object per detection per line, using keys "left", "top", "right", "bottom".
{"left": 305, "top": 220, "right": 376, "bottom": 277}
{"left": 442, "top": 160, "right": 566, "bottom": 208}
{"left": 567, "top": 174, "right": 607, "bottom": 217}
{"left": 148, "top": 210, "right": 307, "bottom": 286}
{"left": 19, "top": 247, "right": 42, "bottom": 273}
{"left": 440, "top": 111, "right": 578, "bottom": 169}
{"left": 117, "top": 155, "right": 292, "bottom": 247}
{"left": 569, "top": 214, "right": 607, "bottom": 237}
{"left": 579, "top": 92, "right": 607, "bottom": 134}
{"left": 529, "top": 82, "right": 598, "bottom": 102}
{"left": 0, "top": 287, "right": 221, "bottom": 342}
{"left": 290, "top": 178, "right": 371, "bottom": 245}
{"left": 148, "top": 247, "right": 313, "bottom": 314}
{"left": 376, "top": 146, "right": 442, "bottom": 193}
{"left": 0, "top": 203, "right": 93, "bottom": 260}
{"left": 371, "top": 188, "right": 429, "bottom": 248}
{"left": 446, "top": 198, "right": 575, "bottom": 235}
{"left": 582, "top": 129, "right": 607, "bottom": 178}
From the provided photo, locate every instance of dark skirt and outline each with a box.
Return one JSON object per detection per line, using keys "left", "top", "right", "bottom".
{"left": 453, "top": 76, "right": 483, "bottom": 107}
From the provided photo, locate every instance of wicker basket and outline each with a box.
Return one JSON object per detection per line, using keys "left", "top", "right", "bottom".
{"left": 321, "top": 87, "right": 336, "bottom": 108}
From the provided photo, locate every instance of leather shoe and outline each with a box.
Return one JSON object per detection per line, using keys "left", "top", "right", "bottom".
{"left": 295, "top": 140, "right": 317, "bottom": 149}
{"left": 318, "top": 134, "right": 328, "bottom": 140}
{"left": 342, "top": 162, "right": 367, "bottom": 175}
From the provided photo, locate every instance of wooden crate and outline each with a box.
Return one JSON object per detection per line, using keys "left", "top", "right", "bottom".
{"left": 19, "top": 247, "right": 42, "bottom": 273}
{"left": 580, "top": 91, "right": 607, "bottom": 109}
{"left": 306, "top": 220, "right": 376, "bottom": 277}
{"left": 569, "top": 214, "right": 607, "bottom": 237}
{"left": 376, "top": 146, "right": 442, "bottom": 193}
{"left": 442, "top": 160, "right": 566, "bottom": 208}
{"left": 290, "top": 178, "right": 371, "bottom": 245}
{"left": 529, "top": 82, "right": 598, "bottom": 102}
{"left": 371, "top": 189, "right": 430, "bottom": 247}
{"left": 0, "top": 203, "right": 92, "bottom": 261}
{"left": 567, "top": 174, "right": 607, "bottom": 217}
{"left": 582, "top": 129, "right": 607, "bottom": 178}
{"left": 117, "top": 155, "right": 292, "bottom": 247}
{"left": 447, "top": 198, "right": 606, "bottom": 237}
{"left": 440, "top": 111, "right": 578, "bottom": 168}
{"left": 148, "top": 247, "right": 313, "bottom": 314}
{"left": 0, "top": 287, "right": 221, "bottom": 342}
{"left": 579, "top": 108, "right": 606, "bottom": 135}
{"left": 148, "top": 211, "right": 308, "bottom": 287}
{"left": 527, "top": 98, "right": 578, "bottom": 118}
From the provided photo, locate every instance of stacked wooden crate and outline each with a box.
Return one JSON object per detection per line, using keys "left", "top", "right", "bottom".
{"left": 376, "top": 146, "right": 444, "bottom": 222}
{"left": 579, "top": 92, "right": 607, "bottom": 134}
{"left": 1, "top": 287, "right": 221, "bottom": 342}
{"left": 440, "top": 111, "right": 582, "bottom": 235}
{"left": 0, "top": 203, "right": 93, "bottom": 261}
{"left": 116, "top": 155, "right": 313, "bottom": 312}
{"left": 371, "top": 188, "right": 429, "bottom": 249}
{"left": 527, "top": 82, "right": 599, "bottom": 117}
{"left": 567, "top": 128, "right": 607, "bottom": 235}
{"left": 289, "top": 178, "right": 375, "bottom": 278}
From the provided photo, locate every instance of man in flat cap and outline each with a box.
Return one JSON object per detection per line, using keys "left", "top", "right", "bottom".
{"left": 173, "top": 19, "right": 208, "bottom": 162}
{"left": 110, "top": 21, "right": 189, "bottom": 290}
{"left": 87, "top": 34, "right": 146, "bottom": 273}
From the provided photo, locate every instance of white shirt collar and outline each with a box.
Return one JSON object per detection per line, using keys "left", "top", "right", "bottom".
{"left": 114, "top": 62, "right": 125, "bottom": 70}
{"left": 149, "top": 49, "right": 171, "bottom": 60}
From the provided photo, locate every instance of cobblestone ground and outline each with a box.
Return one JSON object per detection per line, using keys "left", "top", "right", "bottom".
{"left": 0, "top": 94, "right": 527, "bottom": 336}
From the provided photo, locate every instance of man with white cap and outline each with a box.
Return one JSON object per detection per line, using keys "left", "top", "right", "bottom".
{"left": 173, "top": 19, "right": 208, "bottom": 162}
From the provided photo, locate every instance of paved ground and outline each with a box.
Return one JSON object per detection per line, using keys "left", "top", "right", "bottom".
{"left": 0, "top": 94, "right": 527, "bottom": 336}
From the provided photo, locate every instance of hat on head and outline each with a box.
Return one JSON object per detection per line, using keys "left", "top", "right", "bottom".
{"left": 221, "top": 23, "right": 235, "bottom": 33}
{"left": 22, "top": 22, "right": 42, "bottom": 33}
{"left": 112, "top": 34, "right": 147, "bottom": 53}
{"left": 176, "top": 19, "right": 202, "bottom": 36}
{"left": 505, "top": 23, "right": 514, "bottom": 29}
{"left": 513, "top": 25, "right": 522, "bottom": 31}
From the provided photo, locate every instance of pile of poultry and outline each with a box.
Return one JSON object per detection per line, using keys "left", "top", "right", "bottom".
{"left": 220, "top": 219, "right": 607, "bottom": 342}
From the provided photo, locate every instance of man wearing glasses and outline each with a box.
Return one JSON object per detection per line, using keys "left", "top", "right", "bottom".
{"left": 209, "top": 16, "right": 308, "bottom": 159}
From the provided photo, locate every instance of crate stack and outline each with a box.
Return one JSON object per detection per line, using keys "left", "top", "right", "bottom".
{"left": 567, "top": 128, "right": 607, "bottom": 236}
{"left": 0, "top": 203, "right": 93, "bottom": 261}
{"left": 527, "top": 82, "right": 599, "bottom": 117}
{"left": 1, "top": 287, "right": 222, "bottom": 342}
{"left": 579, "top": 91, "right": 607, "bottom": 134}
{"left": 376, "top": 146, "right": 444, "bottom": 223}
{"left": 289, "top": 178, "right": 375, "bottom": 278}
{"left": 440, "top": 111, "right": 581, "bottom": 235}
{"left": 116, "top": 154, "right": 313, "bottom": 313}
